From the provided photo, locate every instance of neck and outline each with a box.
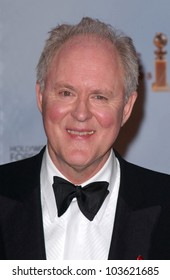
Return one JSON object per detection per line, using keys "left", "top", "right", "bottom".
{"left": 48, "top": 149, "right": 111, "bottom": 185}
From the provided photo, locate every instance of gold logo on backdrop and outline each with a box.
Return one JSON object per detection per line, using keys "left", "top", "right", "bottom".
{"left": 152, "top": 33, "right": 170, "bottom": 91}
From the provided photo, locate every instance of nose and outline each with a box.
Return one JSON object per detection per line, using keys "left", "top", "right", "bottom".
{"left": 71, "top": 98, "right": 92, "bottom": 122}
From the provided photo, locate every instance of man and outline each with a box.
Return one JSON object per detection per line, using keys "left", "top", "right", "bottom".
{"left": 0, "top": 17, "right": 170, "bottom": 260}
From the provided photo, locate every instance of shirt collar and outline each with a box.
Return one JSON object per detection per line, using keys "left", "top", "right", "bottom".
{"left": 41, "top": 146, "right": 119, "bottom": 222}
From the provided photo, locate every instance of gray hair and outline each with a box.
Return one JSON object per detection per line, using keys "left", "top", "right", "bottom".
{"left": 36, "top": 17, "right": 139, "bottom": 99}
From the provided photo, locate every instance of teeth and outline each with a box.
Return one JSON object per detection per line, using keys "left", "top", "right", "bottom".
{"left": 67, "top": 130, "right": 94, "bottom": 136}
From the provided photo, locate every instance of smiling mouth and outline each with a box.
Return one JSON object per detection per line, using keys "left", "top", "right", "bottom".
{"left": 67, "top": 129, "right": 95, "bottom": 136}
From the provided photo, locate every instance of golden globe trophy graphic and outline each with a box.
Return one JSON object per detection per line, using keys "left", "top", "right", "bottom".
{"left": 152, "top": 33, "right": 169, "bottom": 91}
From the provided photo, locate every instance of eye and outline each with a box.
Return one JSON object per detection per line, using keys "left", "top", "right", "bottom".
{"left": 59, "top": 90, "right": 72, "bottom": 97}
{"left": 95, "top": 95, "right": 108, "bottom": 100}
{"left": 92, "top": 94, "right": 109, "bottom": 103}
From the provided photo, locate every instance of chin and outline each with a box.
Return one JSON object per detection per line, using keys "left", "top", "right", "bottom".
{"left": 65, "top": 154, "right": 92, "bottom": 168}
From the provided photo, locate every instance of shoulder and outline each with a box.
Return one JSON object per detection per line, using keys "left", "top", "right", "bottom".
{"left": 0, "top": 147, "right": 45, "bottom": 198}
{"left": 115, "top": 150, "right": 170, "bottom": 204}
{"left": 115, "top": 150, "right": 170, "bottom": 182}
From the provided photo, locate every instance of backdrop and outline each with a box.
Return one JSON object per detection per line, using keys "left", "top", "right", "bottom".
{"left": 0, "top": 0, "right": 170, "bottom": 174}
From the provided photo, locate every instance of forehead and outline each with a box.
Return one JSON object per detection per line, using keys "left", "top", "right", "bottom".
{"left": 56, "top": 34, "right": 119, "bottom": 61}
{"left": 45, "top": 35, "right": 124, "bottom": 92}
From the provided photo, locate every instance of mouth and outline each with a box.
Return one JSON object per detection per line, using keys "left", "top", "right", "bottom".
{"left": 67, "top": 129, "right": 95, "bottom": 136}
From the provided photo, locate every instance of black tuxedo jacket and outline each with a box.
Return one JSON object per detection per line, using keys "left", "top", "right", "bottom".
{"left": 0, "top": 148, "right": 170, "bottom": 260}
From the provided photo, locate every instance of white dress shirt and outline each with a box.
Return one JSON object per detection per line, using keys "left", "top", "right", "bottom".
{"left": 40, "top": 147, "right": 120, "bottom": 260}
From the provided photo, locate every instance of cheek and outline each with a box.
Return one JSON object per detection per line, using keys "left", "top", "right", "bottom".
{"left": 96, "top": 109, "right": 122, "bottom": 129}
{"left": 43, "top": 102, "right": 68, "bottom": 123}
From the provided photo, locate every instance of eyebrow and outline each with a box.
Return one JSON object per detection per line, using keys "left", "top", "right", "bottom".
{"left": 53, "top": 82, "right": 114, "bottom": 96}
{"left": 53, "top": 82, "right": 76, "bottom": 91}
{"left": 88, "top": 89, "right": 115, "bottom": 99}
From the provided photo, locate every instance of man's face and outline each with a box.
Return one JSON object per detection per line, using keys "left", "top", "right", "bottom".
{"left": 36, "top": 35, "right": 137, "bottom": 181}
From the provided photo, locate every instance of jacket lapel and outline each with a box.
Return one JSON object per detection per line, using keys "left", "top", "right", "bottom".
{"left": 108, "top": 196, "right": 161, "bottom": 259}
{"left": 1, "top": 148, "right": 46, "bottom": 260}
{"left": 108, "top": 153, "right": 161, "bottom": 260}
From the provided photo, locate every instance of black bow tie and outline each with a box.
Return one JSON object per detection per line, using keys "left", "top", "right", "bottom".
{"left": 52, "top": 176, "right": 109, "bottom": 221}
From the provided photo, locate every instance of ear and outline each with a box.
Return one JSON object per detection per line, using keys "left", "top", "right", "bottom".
{"left": 121, "top": 91, "right": 137, "bottom": 127}
{"left": 36, "top": 83, "right": 43, "bottom": 113}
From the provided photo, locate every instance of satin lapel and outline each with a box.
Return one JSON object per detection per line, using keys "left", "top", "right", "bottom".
{"left": 108, "top": 196, "right": 130, "bottom": 259}
{"left": 2, "top": 184, "right": 46, "bottom": 260}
